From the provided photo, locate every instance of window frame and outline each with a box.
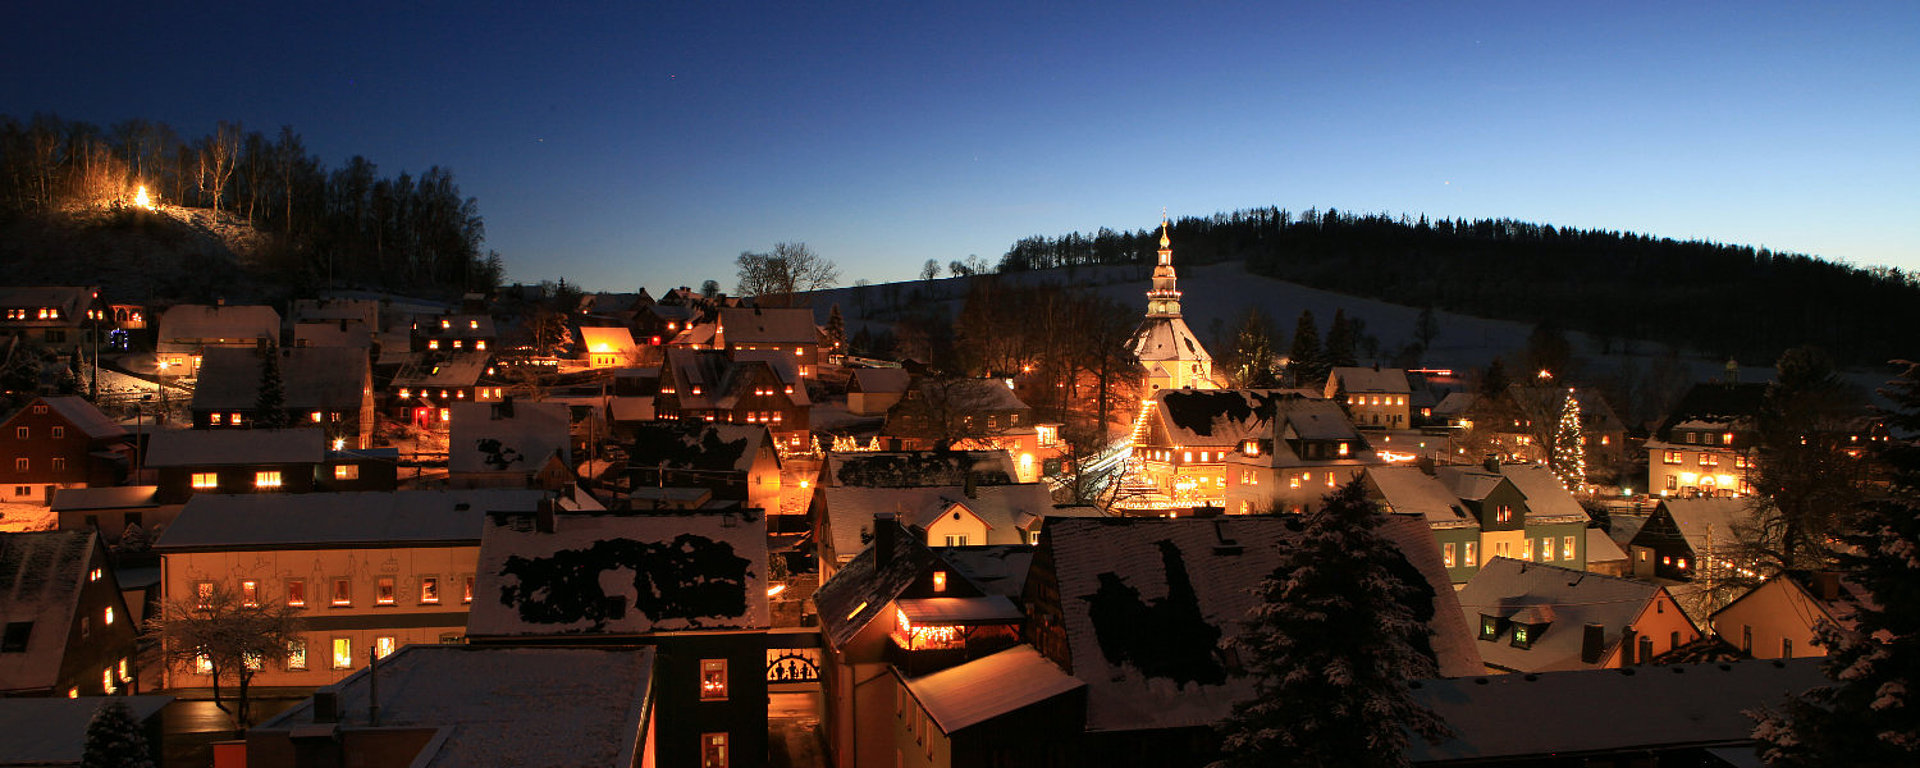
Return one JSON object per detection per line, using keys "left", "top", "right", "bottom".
{"left": 700, "top": 658, "right": 729, "bottom": 701}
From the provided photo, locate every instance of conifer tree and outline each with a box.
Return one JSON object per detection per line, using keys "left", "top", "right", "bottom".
{"left": 825, "top": 304, "right": 847, "bottom": 355}
{"left": 82, "top": 698, "right": 155, "bottom": 768}
{"left": 252, "top": 343, "right": 288, "bottom": 429}
{"left": 1288, "top": 310, "right": 1324, "bottom": 387}
{"left": 1217, "top": 481, "right": 1448, "bottom": 767}
{"left": 1753, "top": 361, "right": 1920, "bottom": 766}
{"left": 1325, "top": 309, "right": 1358, "bottom": 368}
{"left": 1230, "top": 308, "right": 1279, "bottom": 388}
{"left": 1551, "top": 389, "right": 1586, "bottom": 489}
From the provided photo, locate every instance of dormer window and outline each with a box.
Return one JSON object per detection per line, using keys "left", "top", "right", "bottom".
{"left": 1512, "top": 624, "right": 1535, "bottom": 648}
{"left": 1478, "top": 615, "right": 1502, "bottom": 640}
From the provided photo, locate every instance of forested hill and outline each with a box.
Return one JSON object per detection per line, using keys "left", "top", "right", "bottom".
{"left": 0, "top": 114, "right": 501, "bottom": 302}
{"left": 999, "top": 208, "right": 1920, "bottom": 366}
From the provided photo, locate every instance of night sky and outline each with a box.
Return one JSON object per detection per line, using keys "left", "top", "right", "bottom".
{"left": 7, "top": 2, "right": 1915, "bottom": 293}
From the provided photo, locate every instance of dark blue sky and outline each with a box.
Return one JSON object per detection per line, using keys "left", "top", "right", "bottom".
{"left": 8, "top": 2, "right": 1916, "bottom": 293}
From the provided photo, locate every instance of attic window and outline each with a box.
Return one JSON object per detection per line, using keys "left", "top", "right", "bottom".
{"left": 932, "top": 571, "right": 947, "bottom": 593}
{"left": 1478, "top": 615, "right": 1502, "bottom": 641}
{"left": 1337, "top": 442, "right": 1349, "bottom": 457}
{"left": 1512, "top": 624, "right": 1536, "bottom": 649}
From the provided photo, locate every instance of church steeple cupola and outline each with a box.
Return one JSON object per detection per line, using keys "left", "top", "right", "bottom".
{"left": 1146, "top": 217, "right": 1183, "bottom": 317}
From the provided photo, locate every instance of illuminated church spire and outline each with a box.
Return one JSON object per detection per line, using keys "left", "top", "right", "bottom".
{"left": 1145, "top": 216, "right": 1183, "bottom": 317}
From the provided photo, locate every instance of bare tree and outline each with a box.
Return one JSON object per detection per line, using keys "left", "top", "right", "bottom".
{"left": 735, "top": 242, "right": 840, "bottom": 306}
{"left": 146, "top": 581, "right": 303, "bottom": 731}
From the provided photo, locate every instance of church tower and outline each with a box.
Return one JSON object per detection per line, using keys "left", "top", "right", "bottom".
{"left": 1128, "top": 217, "right": 1217, "bottom": 392}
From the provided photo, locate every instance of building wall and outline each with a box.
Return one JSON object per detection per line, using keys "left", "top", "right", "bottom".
{"left": 56, "top": 547, "right": 141, "bottom": 697}
{"left": 1712, "top": 581, "right": 1829, "bottom": 659}
{"left": 823, "top": 620, "right": 897, "bottom": 768}
{"left": 923, "top": 507, "right": 989, "bottom": 548}
{"left": 1432, "top": 527, "right": 1483, "bottom": 584}
{"left": 650, "top": 633, "right": 769, "bottom": 768}
{"left": 1616, "top": 591, "right": 1701, "bottom": 666}
{"left": 1647, "top": 443, "right": 1750, "bottom": 498}
{"left": 160, "top": 545, "right": 477, "bottom": 688}
{"left": 1, "top": 402, "right": 119, "bottom": 503}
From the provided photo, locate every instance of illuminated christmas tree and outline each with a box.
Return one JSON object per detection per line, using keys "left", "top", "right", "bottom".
{"left": 1551, "top": 388, "right": 1586, "bottom": 490}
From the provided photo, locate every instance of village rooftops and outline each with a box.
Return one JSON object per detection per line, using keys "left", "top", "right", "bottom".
{"left": 622, "top": 421, "right": 771, "bottom": 473}
{"left": 1457, "top": 557, "right": 1675, "bottom": 673}
{"left": 0, "top": 531, "right": 115, "bottom": 693}
{"left": 31, "top": 396, "right": 128, "bottom": 440}
{"left": 899, "top": 645, "right": 1084, "bottom": 735}
{"left": 1327, "top": 366, "right": 1412, "bottom": 394}
{"left": 1652, "top": 383, "right": 1768, "bottom": 442}
{"left": 715, "top": 306, "right": 819, "bottom": 345}
{"left": 817, "top": 483, "right": 1055, "bottom": 560}
{"left": 1648, "top": 498, "right": 1751, "bottom": 554}
{"left": 254, "top": 645, "right": 654, "bottom": 768}
{"left": 1495, "top": 464, "right": 1591, "bottom": 523}
{"left": 1367, "top": 466, "right": 1478, "bottom": 529}
{"left": 142, "top": 427, "right": 326, "bottom": 467}
{"left": 154, "top": 489, "right": 544, "bottom": 551}
{"left": 155, "top": 304, "right": 281, "bottom": 347}
{"left": 814, "top": 520, "right": 954, "bottom": 650}
{"left": 391, "top": 350, "right": 490, "bottom": 388}
{"left": 931, "top": 545, "right": 1035, "bottom": 599}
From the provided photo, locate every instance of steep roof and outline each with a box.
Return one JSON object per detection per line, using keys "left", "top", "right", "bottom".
{"left": 192, "top": 346, "right": 369, "bottom": 411}
{"left": 932, "top": 545, "right": 1035, "bottom": 599}
{"left": 448, "top": 401, "right": 572, "bottom": 476}
{"left": 36, "top": 396, "right": 127, "bottom": 439}
{"left": 1406, "top": 659, "right": 1827, "bottom": 763}
{"left": 850, "top": 367, "right": 911, "bottom": 394}
{"left": 143, "top": 427, "right": 326, "bottom": 467}
{"left": 1644, "top": 498, "right": 1752, "bottom": 555}
{"left": 813, "top": 521, "right": 949, "bottom": 649}
{"left": 292, "top": 321, "right": 374, "bottom": 349}
{"left": 902, "top": 645, "right": 1084, "bottom": 734}
{"left": 1457, "top": 557, "right": 1674, "bottom": 673}
{"left": 1041, "top": 515, "right": 1479, "bottom": 733}
{"left": 468, "top": 508, "right": 769, "bottom": 636}
{"left": 818, "top": 484, "right": 1055, "bottom": 560}
{"left": 1586, "top": 528, "right": 1629, "bottom": 564}
{"left": 1497, "top": 464, "right": 1590, "bottom": 523}
{"left": 717, "top": 307, "right": 818, "bottom": 345}
{"left": 577, "top": 325, "right": 637, "bottom": 355}
{"left": 0, "top": 531, "right": 106, "bottom": 692}
{"left": 257, "top": 645, "right": 654, "bottom": 768}
{"left": 392, "top": 350, "right": 490, "bottom": 388}
{"left": 155, "top": 304, "right": 281, "bottom": 345}
{"left": 155, "top": 490, "right": 544, "bottom": 550}
{"left": 1327, "top": 366, "right": 1411, "bottom": 395}
{"left": 1128, "top": 316, "right": 1212, "bottom": 364}
{"left": 1367, "top": 467, "right": 1478, "bottom": 529}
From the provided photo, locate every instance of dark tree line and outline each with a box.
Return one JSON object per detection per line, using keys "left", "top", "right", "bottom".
{"left": 0, "top": 113, "right": 499, "bottom": 295}
{"left": 999, "top": 207, "right": 1920, "bottom": 366}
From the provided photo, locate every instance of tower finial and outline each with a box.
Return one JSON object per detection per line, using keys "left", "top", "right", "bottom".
{"left": 1159, "top": 210, "right": 1170, "bottom": 249}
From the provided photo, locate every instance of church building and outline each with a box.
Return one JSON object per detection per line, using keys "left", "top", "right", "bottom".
{"left": 1127, "top": 219, "right": 1217, "bottom": 392}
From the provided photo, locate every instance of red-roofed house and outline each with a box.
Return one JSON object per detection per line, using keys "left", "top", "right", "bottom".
{"left": 0, "top": 397, "right": 130, "bottom": 505}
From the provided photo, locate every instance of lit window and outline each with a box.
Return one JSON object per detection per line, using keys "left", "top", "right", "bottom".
{"left": 209, "top": 413, "right": 223, "bottom": 426}
{"left": 255, "top": 470, "right": 282, "bottom": 490}
{"left": 195, "top": 653, "right": 213, "bottom": 674}
{"left": 334, "top": 464, "right": 359, "bottom": 481}
{"left": 287, "top": 579, "right": 306, "bottom": 607}
{"left": 1540, "top": 538, "right": 1554, "bottom": 561}
{"left": 701, "top": 658, "right": 728, "bottom": 701}
{"left": 244, "top": 651, "right": 264, "bottom": 671}
{"left": 89, "top": 568, "right": 101, "bottom": 582}
{"left": 702, "top": 733, "right": 729, "bottom": 768}
{"left": 104, "top": 606, "right": 114, "bottom": 625}
{"left": 475, "top": 340, "right": 486, "bottom": 350}
{"left": 194, "top": 581, "right": 215, "bottom": 609}
{"left": 331, "top": 638, "right": 353, "bottom": 669}
{"left": 375, "top": 636, "right": 396, "bottom": 659}
{"left": 118, "top": 658, "right": 129, "bottom": 682}
{"left": 1443, "top": 543, "right": 1456, "bottom": 568}
{"left": 1521, "top": 538, "right": 1533, "bottom": 560}
{"left": 376, "top": 577, "right": 396, "bottom": 605}
{"left": 1512, "top": 625, "right": 1532, "bottom": 648}
{"left": 310, "top": 411, "right": 323, "bottom": 423}
{"left": 428, "top": 340, "right": 439, "bottom": 350}
{"left": 191, "top": 472, "right": 218, "bottom": 490}
{"left": 331, "top": 578, "right": 352, "bottom": 606}
{"left": 241, "top": 580, "right": 259, "bottom": 607}
{"left": 932, "top": 571, "right": 947, "bottom": 593}
{"left": 1464, "top": 542, "right": 1478, "bottom": 567}
{"left": 944, "top": 534, "right": 968, "bottom": 546}
{"left": 1563, "top": 536, "right": 1577, "bottom": 560}
{"left": 230, "top": 413, "right": 243, "bottom": 425}
{"left": 469, "top": 320, "right": 479, "bottom": 329}
{"left": 463, "top": 575, "right": 474, "bottom": 604}
{"left": 103, "top": 667, "right": 117, "bottom": 694}
{"left": 287, "top": 639, "right": 307, "bottom": 670}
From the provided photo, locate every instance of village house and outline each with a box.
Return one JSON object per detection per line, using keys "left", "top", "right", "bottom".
{"left": 152, "top": 489, "right": 544, "bottom": 689}
{"left": 1018, "top": 516, "right": 1479, "bottom": 766}
{"left": 812, "top": 481, "right": 1059, "bottom": 578}
{"left": 0, "top": 286, "right": 114, "bottom": 351}
{"left": 153, "top": 303, "right": 281, "bottom": 372}
{"left": 1325, "top": 366, "right": 1413, "bottom": 429}
{"left": 1458, "top": 557, "right": 1700, "bottom": 674}
{"left": 1366, "top": 462, "right": 1592, "bottom": 585}
{"left": 1627, "top": 498, "right": 1755, "bottom": 582}
{"left": 618, "top": 421, "right": 785, "bottom": 514}
{"left": 0, "top": 396, "right": 129, "bottom": 505}
{"left": 409, "top": 312, "right": 495, "bottom": 353}
{"left": 883, "top": 379, "right": 1060, "bottom": 482}
{"left": 890, "top": 644, "right": 1086, "bottom": 768}
{"left": 847, "top": 367, "right": 912, "bottom": 417}
{"left": 657, "top": 347, "right": 812, "bottom": 451}
{"left": 245, "top": 645, "right": 656, "bottom": 768}
{"left": 50, "top": 486, "right": 171, "bottom": 550}
{"left": 576, "top": 325, "right": 640, "bottom": 369}
{"left": 189, "top": 345, "right": 375, "bottom": 448}
{"left": 465, "top": 503, "right": 773, "bottom": 768}
{"left": 142, "top": 428, "right": 395, "bottom": 503}
{"left": 1218, "top": 394, "right": 1381, "bottom": 515}
{"left": 1129, "top": 388, "right": 1356, "bottom": 513}
{"left": 711, "top": 306, "right": 824, "bottom": 376}
{"left": 817, "top": 450, "right": 1021, "bottom": 490}
{"left": 446, "top": 400, "right": 571, "bottom": 488}
{"left": 1710, "top": 571, "right": 1868, "bottom": 659}
{"left": 0, "top": 531, "right": 139, "bottom": 698}
{"left": 1645, "top": 382, "right": 1767, "bottom": 498}
{"left": 389, "top": 350, "right": 498, "bottom": 428}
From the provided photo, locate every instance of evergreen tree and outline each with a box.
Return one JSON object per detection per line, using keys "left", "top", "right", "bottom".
{"left": 1325, "top": 309, "right": 1358, "bottom": 368}
{"left": 1230, "top": 308, "right": 1279, "bottom": 387}
{"left": 824, "top": 304, "right": 847, "bottom": 355}
{"left": 1413, "top": 305, "right": 1439, "bottom": 353}
{"left": 1550, "top": 389, "right": 1586, "bottom": 490}
{"left": 1288, "top": 310, "right": 1324, "bottom": 387}
{"left": 1752, "top": 346, "right": 1863, "bottom": 570}
{"left": 1217, "top": 481, "right": 1448, "bottom": 767}
{"left": 82, "top": 698, "right": 155, "bottom": 768}
{"left": 1480, "top": 357, "right": 1510, "bottom": 399}
{"left": 1753, "top": 360, "right": 1920, "bottom": 766}
{"left": 252, "top": 344, "right": 289, "bottom": 429}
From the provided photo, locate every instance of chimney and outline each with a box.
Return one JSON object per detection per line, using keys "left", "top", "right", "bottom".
{"left": 1482, "top": 456, "right": 1501, "bottom": 473}
{"left": 536, "top": 497, "right": 557, "bottom": 533}
{"left": 1621, "top": 627, "right": 1639, "bottom": 665}
{"left": 963, "top": 470, "right": 978, "bottom": 499}
{"left": 874, "top": 512, "right": 897, "bottom": 563}
{"left": 312, "top": 690, "right": 339, "bottom": 723}
{"left": 1416, "top": 455, "right": 1436, "bottom": 476}
{"left": 1581, "top": 623, "right": 1606, "bottom": 664}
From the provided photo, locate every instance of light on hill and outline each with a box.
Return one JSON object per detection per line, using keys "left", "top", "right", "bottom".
{"left": 133, "top": 185, "right": 156, "bottom": 211}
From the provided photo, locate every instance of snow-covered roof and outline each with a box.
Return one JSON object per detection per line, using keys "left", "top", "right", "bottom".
{"left": 1456, "top": 557, "right": 1672, "bottom": 673}
{"left": 577, "top": 325, "right": 637, "bottom": 355}
{"left": 1128, "top": 315, "right": 1213, "bottom": 363}
{"left": 1277, "top": 398, "right": 1362, "bottom": 442}
{"left": 896, "top": 596, "right": 1022, "bottom": 625}
{"left": 1433, "top": 466, "right": 1508, "bottom": 503}
{"left": 155, "top": 490, "right": 543, "bottom": 551}
{"left": 155, "top": 304, "right": 281, "bottom": 346}
{"left": 931, "top": 545, "right": 1034, "bottom": 599}
{"left": 391, "top": 350, "right": 490, "bottom": 388}
{"left": 901, "top": 645, "right": 1084, "bottom": 734}
{"left": 717, "top": 307, "right": 818, "bottom": 345}
{"left": 1406, "top": 659, "right": 1826, "bottom": 763}
{"left": 621, "top": 421, "right": 769, "bottom": 473}
{"left": 143, "top": 427, "right": 325, "bottom": 467}
{"left": 292, "top": 320, "right": 374, "bottom": 349}
{"left": 1648, "top": 498, "right": 1752, "bottom": 554}
{"left": 1497, "top": 464, "right": 1590, "bottom": 523}
{"left": 448, "top": 401, "right": 571, "bottom": 476}
{"left": 822, "top": 450, "right": 1019, "bottom": 488}
{"left": 0, "top": 695, "right": 172, "bottom": 764}
{"left": 814, "top": 522, "right": 948, "bottom": 649}
{"left": 1146, "top": 388, "right": 1296, "bottom": 447}
{"left": 468, "top": 508, "right": 769, "bottom": 636}
{"left": 1041, "top": 515, "right": 1480, "bottom": 733}
{"left": 818, "top": 484, "right": 1054, "bottom": 560}
{"left": 192, "top": 346, "right": 369, "bottom": 411}
{"left": 257, "top": 645, "right": 654, "bottom": 768}
{"left": 1327, "top": 366, "right": 1411, "bottom": 395}
{"left": 28, "top": 396, "right": 127, "bottom": 440}
{"left": 1432, "top": 392, "right": 1477, "bottom": 419}
{"left": 850, "top": 367, "right": 911, "bottom": 394}
{"left": 0, "top": 531, "right": 108, "bottom": 692}
{"left": 1367, "top": 467, "right": 1477, "bottom": 528}
{"left": 1586, "top": 528, "right": 1629, "bottom": 564}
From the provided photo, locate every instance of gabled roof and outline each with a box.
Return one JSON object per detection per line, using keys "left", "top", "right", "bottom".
{"left": 155, "top": 490, "right": 544, "bottom": 550}
{"left": 257, "top": 645, "right": 654, "bottom": 768}
{"left": 1457, "top": 557, "right": 1674, "bottom": 673}
{"left": 144, "top": 427, "right": 326, "bottom": 467}
{"left": 192, "top": 346, "right": 369, "bottom": 411}
{"left": 0, "top": 286, "right": 96, "bottom": 322}
{"left": 1496, "top": 464, "right": 1590, "bottom": 523}
{"left": 823, "top": 450, "right": 1019, "bottom": 488}
{"left": 1277, "top": 398, "right": 1362, "bottom": 442}
{"left": 1644, "top": 498, "right": 1751, "bottom": 554}
{"left": 902, "top": 645, "right": 1084, "bottom": 734}
{"left": 1041, "top": 515, "right": 1480, "bottom": 733}
{"left": 1406, "top": 659, "right": 1827, "bottom": 763}
{"left": 33, "top": 396, "right": 127, "bottom": 439}
{"left": 0, "top": 531, "right": 107, "bottom": 692}
{"left": 1586, "top": 528, "right": 1628, "bottom": 564}
{"left": 155, "top": 304, "right": 281, "bottom": 345}
{"left": 448, "top": 401, "right": 571, "bottom": 476}
{"left": 1367, "top": 467, "right": 1477, "bottom": 528}
{"left": 1432, "top": 466, "right": 1509, "bottom": 503}
{"left": 577, "top": 325, "right": 637, "bottom": 355}
{"left": 932, "top": 545, "right": 1034, "bottom": 599}
{"left": 908, "top": 378, "right": 1029, "bottom": 414}
{"left": 813, "top": 522, "right": 955, "bottom": 649}
{"left": 717, "top": 307, "right": 818, "bottom": 345}
{"left": 664, "top": 348, "right": 810, "bottom": 409}
{"left": 1433, "top": 392, "right": 1477, "bottom": 419}
{"left": 1654, "top": 383, "right": 1768, "bottom": 440}
{"left": 818, "top": 484, "right": 1054, "bottom": 559}
{"left": 850, "top": 367, "right": 912, "bottom": 394}
{"left": 1327, "top": 366, "right": 1411, "bottom": 395}
{"left": 621, "top": 421, "right": 770, "bottom": 473}
{"left": 0, "top": 695, "right": 172, "bottom": 764}
{"left": 469, "top": 507, "right": 769, "bottom": 636}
